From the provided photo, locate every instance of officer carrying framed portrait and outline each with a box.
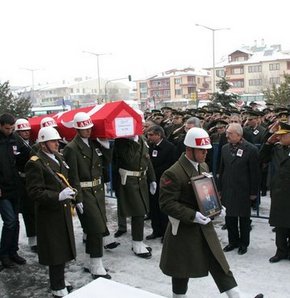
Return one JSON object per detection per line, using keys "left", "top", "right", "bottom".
{"left": 191, "top": 174, "right": 221, "bottom": 217}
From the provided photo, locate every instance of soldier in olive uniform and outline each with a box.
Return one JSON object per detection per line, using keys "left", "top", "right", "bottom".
{"left": 63, "top": 112, "right": 112, "bottom": 279}
{"left": 113, "top": 135, "right": 156, "bottom": 258}
{"left": 159, "top": 127, "right": 240, "bottom": 298}
{"left": 25, "top": 127, "right": 76, "bottom": 298}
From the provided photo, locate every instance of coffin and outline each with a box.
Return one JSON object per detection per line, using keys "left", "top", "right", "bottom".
{"left": 29, "top": 101, "right": 143, "bottom": 141}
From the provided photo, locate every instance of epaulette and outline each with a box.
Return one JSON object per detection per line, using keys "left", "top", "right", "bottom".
{"left": 30, "top": 155, "right": 39, "bottom": 161}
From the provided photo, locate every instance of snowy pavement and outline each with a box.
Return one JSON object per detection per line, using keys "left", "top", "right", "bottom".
{"left": 0, "top": 193, "right": 289, "bottom": 298}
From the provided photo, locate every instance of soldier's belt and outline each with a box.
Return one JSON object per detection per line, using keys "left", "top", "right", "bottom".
{"left": 80, "top": 178, "right": 101, "bottom": 188}
{"left": 118, "top": 168, "right": 147, "bottom": 185}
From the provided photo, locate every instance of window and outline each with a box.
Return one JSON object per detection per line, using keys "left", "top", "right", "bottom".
{"left": 269, "top": 77, "right": 280, "bottom": 84}
{"left": 140, "top": 82, "right": 147, "bottom": 89}
{"left": 248, "top": 65, "right": 262, "bottom": 73}
{"left": 269, "top": 63, "right": 280, "bottom": 71}
{"left": 175, "top": 89, "right": 182, "bottom": 95}
{"left": 175, "top": 78, "right": 181, "bottom": 84}
{"left": 249, "top": 79, "right": 262, "bottom": 86}
{"left": 232, "top": 67, "right": 244, "bottom": 75}
{"left": 232, "top": 80, "right": 244, "bottom": 88}
{"left": 216, "top": 69, "right": 225, "bottom": 77}
{"left": 164, "top": 90, "right": 170, "bottom": 96}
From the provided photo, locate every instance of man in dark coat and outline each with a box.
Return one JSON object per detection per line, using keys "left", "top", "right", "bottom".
{"left": 63, "top": 112, "right": 112, "bottom": 279}
{"left": 219, "top": 123, "right": 260, "bottom": 255}
{"left": 0, "top": 113, "right": 26, "bottom": 269}
{"left": 113, "top": 135, "right": 156, "bottom": 258}
{"left": 259, "top": 122, "right": 290, "bottom": 263}
{"left": 14, "top": 118, "right": 37, "bottom": 253}
{"left": 159, "top": 127, "right": 241, "bottom": 298}
{"left": 25, "top": 126, "right": 76, "bottom": 297}
{"left": 146, "top": 125, "right": 176, "bottom": 240}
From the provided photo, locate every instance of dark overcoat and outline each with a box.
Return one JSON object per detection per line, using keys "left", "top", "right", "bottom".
{"left": 159, "top": 154, "right": 230, "bottom": 278}
{"left": 63, "top": 135, "right": 112, "bottom": 235}
{"left": 219, "top": 139, "right": 260, "bottom": 217}
{"left": 25, "top": 151, "right": 76, "bottom": 266}
{"left": 113, "top": 137, "right": 156, "bottom": 217}
{"left": 260, "top": 143, "right": 290, "bottom": 228}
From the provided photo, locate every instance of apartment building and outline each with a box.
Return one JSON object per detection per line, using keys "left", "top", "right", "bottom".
{"left": 135, "top": 68, "right": 210, "bottom": 109}
{"left": 213, "top": 43, "right": 290, "bottom": 97}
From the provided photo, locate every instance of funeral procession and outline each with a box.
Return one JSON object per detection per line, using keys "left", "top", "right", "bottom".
{"left": 1, "top": 2, "right": 290, "bottom": 297}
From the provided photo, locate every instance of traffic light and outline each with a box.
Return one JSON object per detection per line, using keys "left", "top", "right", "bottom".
{"left": 128, "top": 75, "right": 132, "bottom": 81}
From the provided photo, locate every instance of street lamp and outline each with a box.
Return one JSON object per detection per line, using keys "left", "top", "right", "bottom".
{"left": 195, "top": 24, "right": 230, "bottom": 94}
{"left": 20, "top": 68, "right": 41, "bottom": 104}
{"left": 83, "top": 51, "right": 111, "bottom": 102}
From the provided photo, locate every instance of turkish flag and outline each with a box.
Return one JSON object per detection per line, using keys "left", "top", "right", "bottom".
{"left": 28, "top": 101, "right": 143, "bottom": 142}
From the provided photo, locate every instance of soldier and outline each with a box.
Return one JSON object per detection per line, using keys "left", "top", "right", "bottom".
{"left": 113, "top": 134, "right": 156, "bottom": 258}
{"left": 63, "top": 112, "right": 112, "bottom": 279}
{"left": 159, "top": 127, "right": 241, "bottom": 298}
{"left": 25, "top": 127, "right": 76, "bottom": 297}
{"left": 0, "top": 113, "right": 26, "bottom": 268}
{"left": 14, "top": 118, "right": 37, "bottom": 252}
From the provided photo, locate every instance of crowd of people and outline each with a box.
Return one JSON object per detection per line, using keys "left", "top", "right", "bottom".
{"left": 0, "top": 101, "right": 289, "bottom": 297}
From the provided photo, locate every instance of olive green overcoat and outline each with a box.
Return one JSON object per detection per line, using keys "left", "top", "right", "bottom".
{"left": 63, "top": 135, "right": 112, "bottom": 234}
{"left": 159, "top": 154, "right": 230, "bottom": 278}
{"left": 25, "top": 151, "right": 76, "bottom": 266}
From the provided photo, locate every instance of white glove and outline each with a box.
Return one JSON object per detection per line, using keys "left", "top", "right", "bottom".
{"left": 96, "top": 138, "right": 110, "bottom": 149}
{"left": 105, "top": 182, "right": 111, "bottom": 194}
{"left": 193, "top": 211, "right": 211, "bottom": 225}
{"left": 59, "top": 187, "right": 76, "bottom": 201}
{"left": 150, "top": 181, "right": 157, "bottom": 195}
{"left": 220, "top": 206, "right": 226, "bottom": 217}
{"left": 76, "top": 202, "right": 84, "bottom": 214}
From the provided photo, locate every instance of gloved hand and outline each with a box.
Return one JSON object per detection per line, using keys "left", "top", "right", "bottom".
{"left": 105, "top": 182, "right": 111, "bottom": 194}
{"left": 59, "top": 187, "right": 76, "bottom": 201}
{"left": 193, "top": 211, "right": 211, "bottom": 225}
{"left": 220, "top": 206, "right": 226, "bottom": 217}
{"left": 76, "top": 202, "right": 84, "bottom": 214}
{"left": 150, "top": 181, "right": 157, "bottom": 195}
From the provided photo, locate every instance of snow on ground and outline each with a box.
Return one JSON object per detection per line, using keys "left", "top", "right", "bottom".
{"left": 0, "top": 193, "right": 289, "bottom": 298}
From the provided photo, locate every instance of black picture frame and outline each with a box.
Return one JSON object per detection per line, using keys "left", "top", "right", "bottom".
{"left": 190, "top": 174, "right": 222, "bottom": 217}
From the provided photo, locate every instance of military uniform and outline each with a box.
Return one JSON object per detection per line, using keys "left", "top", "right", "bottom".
{"left": 63, "top": 135, "right": 112, "bottom": 256}
{"left": 25, "top": 150, "right": 76, "bottom": 293}
{"left": 114, "top": 136, "right": 156, "bottom": 241}
{"left": 159, "top": 154, "right": 237, "bottom": 293}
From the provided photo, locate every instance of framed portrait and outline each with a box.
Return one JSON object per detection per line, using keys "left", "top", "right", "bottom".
{"left": 190, "top": 174, "right": 221, "bottom": 217}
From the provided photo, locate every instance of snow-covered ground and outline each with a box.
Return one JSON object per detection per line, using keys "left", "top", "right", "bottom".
{"left": 0, "top": 193, "right": 289, "bottom": 298}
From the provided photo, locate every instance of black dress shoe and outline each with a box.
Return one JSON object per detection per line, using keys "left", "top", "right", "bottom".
{"left": 92, "top": 273, "right": 111, "bottom": 280}
{"left": 104, "top": 241, "right": 120, "bottom": 249}
{"left": 114, "top": 230, "right": 126, "bottom": 238}
{"left": 238, "top": 246, "right": 247, "bottom": 255}
{"left": 223, "top": 244, "right": 238, "bottom": 252}
{"left": 10, "top": 253, "right": 26, "bottom": 265}
{"left": 254, "top": 294, "right": 264, "bottom": 298}
{"left": 0, "top": 256, "right": 16, "bottom": 268}
{"left": 66, "top": 285, "right": 73, "bottom": 293}
{"left": 146, "top": 233, "right": 162, "bottom": 240}
{"left": 269, "top": 255, "right": 288, "bottom": 263}
{"left": 134, "top": 251, "right": 152, "bottom": 259}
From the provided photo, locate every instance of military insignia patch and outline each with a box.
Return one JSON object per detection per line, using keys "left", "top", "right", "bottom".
{"left": 161, "top": 177, "right": 172, "bottom": 186}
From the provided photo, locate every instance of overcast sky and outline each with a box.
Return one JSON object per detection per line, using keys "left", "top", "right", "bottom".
{"left": 1, "top": 0, "right": 289, "bottom": 87}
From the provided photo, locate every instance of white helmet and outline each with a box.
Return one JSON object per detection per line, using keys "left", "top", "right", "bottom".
{"left": 73, "top": 112, "right": 93, "bottom": 129}
{"left": 40, "top": 117, "right": 57, "bottom": 128}
{"left": 37, "top": 127, "right": 61, "bottom": 143}
{"left": 15, "top": 118, "right": 31, "bottom": 131}
{"left": 184, "top": 127, "right": 212, "bottom": 149}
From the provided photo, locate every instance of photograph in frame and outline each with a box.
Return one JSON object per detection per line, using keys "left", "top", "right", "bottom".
{"left": 190, "top": 174, "right": 221, "bottom": 217}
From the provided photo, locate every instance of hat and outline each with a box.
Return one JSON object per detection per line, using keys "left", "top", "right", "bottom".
{"left": 247, "top": 110, "right": 260, "bottom": 119}
{"left": 151, "top": 109, "right": 161, "bottom": 113}
{"left": 275, "top": 122, "right": 290, "bottom": 135}
{"left": 208, "top": 119, "right": 228, "bottom": 130}
{"left": 160, "top": 106, "right": 173, "bottom": 111}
